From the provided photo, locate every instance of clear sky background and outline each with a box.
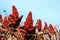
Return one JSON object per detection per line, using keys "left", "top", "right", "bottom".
{"left": 0, "top": 0, "right": 60, "bottom": 30}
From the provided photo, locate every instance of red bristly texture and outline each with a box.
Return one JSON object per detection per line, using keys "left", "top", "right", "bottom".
{"left": 36, "top": 19, "right": 42, "bottom": 31}
{"left": 49, "top": 24, "right": 55, "bottom": 34}
{"left": 3, "top": 16, "right": 8, "bottom": 29}
{"left": 24, "top": 11, "right": 34, "bottom": 32}
{"left": 42, "top": 22, "right": 47, "bottom": 32}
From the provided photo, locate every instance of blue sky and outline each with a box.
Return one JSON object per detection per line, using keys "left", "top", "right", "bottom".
{"left": 0, "top": 0, "right": 60, "bottom": 30}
